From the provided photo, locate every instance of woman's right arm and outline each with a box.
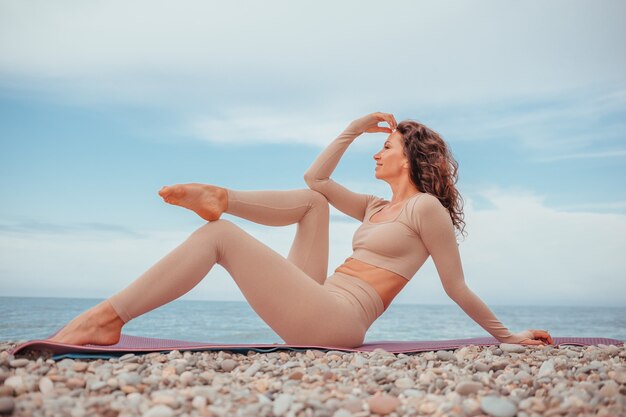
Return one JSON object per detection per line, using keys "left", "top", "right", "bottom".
{"left": 303, "top": 114, "right": 395, "bottom": 222}
{"left": 414, "top": 195, "right": 554, "bottom": 346}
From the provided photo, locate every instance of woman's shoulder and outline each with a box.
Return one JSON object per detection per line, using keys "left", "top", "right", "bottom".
{"left": 367, "top": 195, "right": 389, "bottom": 211}
{"left": 356, "top": 194, "right": 388, "bottom": 219}
{"left": 406, "top": 193, "right": 449, "bottom": 226}
{"left": 413, "top": 192, "right": 444, "bottom": 209}
{"left": 362, "top": 191, "right": 389, "bottom": 204}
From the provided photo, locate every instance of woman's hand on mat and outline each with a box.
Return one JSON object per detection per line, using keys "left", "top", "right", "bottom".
{"left": 347, "top": 112, "right": 398, "bottom": 135}
{"left": 527, "top": 329, "right": 554, "bottom": 345}
{"left": 506, "top": 329, "right": 554, "bottom": 346}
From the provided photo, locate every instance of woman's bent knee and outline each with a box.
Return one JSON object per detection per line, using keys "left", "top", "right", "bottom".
{"left": 305, "top": 189, "right": 329, "bottom": 207}
{"left": 191, "top": 219, "right": 239, "bottom": 237}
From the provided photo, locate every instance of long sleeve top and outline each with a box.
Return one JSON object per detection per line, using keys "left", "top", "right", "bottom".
{"left": 303, "top": 121, "right": 533, "bottom": 344}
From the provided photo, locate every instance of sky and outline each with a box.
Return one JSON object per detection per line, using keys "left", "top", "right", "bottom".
{"left": 1, "top": 0, "right": 625, "bottom": 308}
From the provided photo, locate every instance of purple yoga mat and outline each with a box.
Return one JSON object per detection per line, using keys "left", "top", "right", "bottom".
{"left": 9, "top": 333, "right": 623, "bottom": 356}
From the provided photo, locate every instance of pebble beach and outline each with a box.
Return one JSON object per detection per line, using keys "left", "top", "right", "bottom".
{"left": 0, "top": 341, "right": 624, "bottom": 417}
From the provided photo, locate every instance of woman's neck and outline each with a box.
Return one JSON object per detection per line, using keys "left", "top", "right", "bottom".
{"left": 388, "top": 182, "right": 421, "bottom": 205}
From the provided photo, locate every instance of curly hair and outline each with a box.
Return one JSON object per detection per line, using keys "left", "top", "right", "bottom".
{"left": 396, "top": 120, "right": 467, "bottom": 239}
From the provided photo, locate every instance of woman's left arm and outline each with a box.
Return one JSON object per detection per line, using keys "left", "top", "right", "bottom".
{"left": 415, "top": 195, "right": 552, "bottom": 345}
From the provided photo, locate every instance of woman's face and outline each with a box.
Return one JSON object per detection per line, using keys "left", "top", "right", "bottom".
{"left": 373, "top": 131, "right": 410, "bottom": 181}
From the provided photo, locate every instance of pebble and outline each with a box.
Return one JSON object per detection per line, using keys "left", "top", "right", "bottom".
{"left": 455, "top": 380, "right": 483, "bottom": 395}
{"left": 3, "top": 376, "right": 24, "bottom": 394}
{"left": 119, "top": 353, "right": 139, "bottom": 362}
{"left": 220, "top": 358, "right": 237, "bottom": 372}
{"left": 500, "top": 343, "right": 526, "bottom": 353}
{"left": 191, "top": 395, "right": 206, "bottom": 409}
{"left": 273, "top": 393, "right": 292, "bottom": 416}
{"left": 462, "top": 398, "right": 481, "bottom": 415}
{"left": 57, "top": 358, "right": 75, "bottom": 369}
{"left": 332, "top": 409, "right": 353, "bottom": 417}
{"left": 143, "top": 404, "right": 174, "bottom": 417}
{"left": 367, "top": 393, "right": 400, "bottom": 415}
{"left": 72, "top": 362, "right": 88, "bottom": 372}
{"left": 0, "top": 340, "right": 623, "bottom": 416}
{"left": 474, "top": 361, "right": 491, "bottom": 372}
{"left": 436, "top": 350, "right": 456, "bottom": 361}
{"left": 599, "top": 380, "right": 619, "bottom": 397}
{"left": 8, "top": 358, "right": 29, "bottom": 368}
{"left": 0, "top": 397, "right": 14, "bottom": 415}
{"left": 152, "top": 393, "right": 179, "bottom": 408}
{"left": 342, "top": 398, "right": 363, "bottom": 413}
{"left": 179, "top": 370, "right": 194, "bottom": 385}
{"left": 118, "top": 372, "right": 142, "bottom": 386}
{"left": 289, "top": 370, "right": 303, "bottom": 380}
{"left": 613, "top": 367, "right": 626, "bottom": 384}
{"left": 66, "top": 378, "right": 86, "bottom": 389}
{"left": 394, "top": 377, "right": 413, "bottom": 389}
{"left": 538, "top": 359, "right": 555, "bottom": 377}
{"left": 161, "top": 365, "right": 177, "bottom": 378}
{"left": 480, "top": 395, "right": 518, "bottom": 417}
{"left": 243, "top": 361, "right": 261, "bottom": 377}
{"left": 418, "top": 401, "right": 437, "bottom": 414}
{"left": 87, "top": 380, "right": 106, "bottom": 391}
{"left": 38, "top": 376, "right": 54, "bottom": 394}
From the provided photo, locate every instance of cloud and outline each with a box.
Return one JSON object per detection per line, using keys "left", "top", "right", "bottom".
{"left": 165, "top": 84, "right": 626, "bottom": 164}
{"left": 186, "top": 109, "right": 353, "bottom": 147}
{"left": 534, "top": 149, "right": 626, "bottom": 162}
{"left": 0, "top": 226, "right": 231, "bottom": 300}
{"left": 1, "top": 187, "right": 624, "bottom": 307}
{"left": 443, "top": 186, "right": 626, "bottom": 307}
{"left": 437, "top": 86, "right": 626, "bottom": 160}
{"left": 1, "top": 1, "right": 625, "bottom": 110}
{"left": 551, "top": 201, "right": 626, "bottom": 212}
{"left": 2, "top": 1, "right": 624, "bottom": 167}
{"left": 0, "top": 220, "right": 144, "bottom": 237}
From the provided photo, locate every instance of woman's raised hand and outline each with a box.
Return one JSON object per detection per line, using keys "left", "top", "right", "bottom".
{"left": 347, "top": 112, "right": 398, "bottom": 135}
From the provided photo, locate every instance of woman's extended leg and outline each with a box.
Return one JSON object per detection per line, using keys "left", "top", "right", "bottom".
{"left": 53, "top": 219, "right": 367, "bottom": 347}
{"left": 49, "top": 185, "right": 334, "bottom": 345}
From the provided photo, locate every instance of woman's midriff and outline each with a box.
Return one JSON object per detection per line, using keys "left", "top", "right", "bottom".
{"left": 333, "top": 257, "right": 408, "bottom": 311}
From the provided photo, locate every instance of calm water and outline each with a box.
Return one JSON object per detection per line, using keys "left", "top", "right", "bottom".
{"left": 1, "top": 297, "right": 624, "bottom": 344}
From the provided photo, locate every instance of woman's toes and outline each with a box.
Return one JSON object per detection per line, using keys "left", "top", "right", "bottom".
{"left": 159, "top": 185, "right": 187, "bottom": 204}
{"left": 158, "top": 186, "right": 171, "bottom": 198}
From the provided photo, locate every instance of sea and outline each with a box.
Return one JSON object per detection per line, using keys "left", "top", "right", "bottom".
{"left": 1, "top": 296, "right": 624, "bottom": 344}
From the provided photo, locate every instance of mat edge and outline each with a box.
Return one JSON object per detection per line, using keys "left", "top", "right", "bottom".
{"left": 9, "top": 336, "right": 624, "bottom": 357}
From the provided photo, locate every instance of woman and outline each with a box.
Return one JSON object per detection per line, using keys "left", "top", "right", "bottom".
{"left": 48, "top": 112, "right": 553, "bottom": 348}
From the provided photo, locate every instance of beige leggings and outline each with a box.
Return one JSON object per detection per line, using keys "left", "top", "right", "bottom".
{"left": 107, "top": 189, "right": 384, "bottom": 348}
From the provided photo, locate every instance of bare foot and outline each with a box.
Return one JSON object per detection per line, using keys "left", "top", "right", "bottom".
{"left": 158, "top": 183, "right": 228, "bottom": 221}
{"left": 48, "top": 300, "right": 124, "bottom": 346}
